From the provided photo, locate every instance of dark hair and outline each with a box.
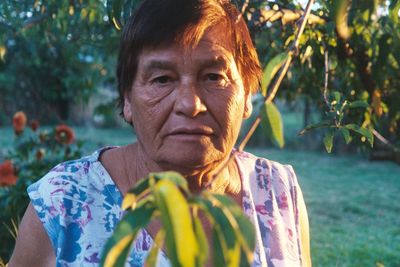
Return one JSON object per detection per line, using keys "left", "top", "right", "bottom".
{"left": 117, "top": 0, "right": 261, "bottom": 115}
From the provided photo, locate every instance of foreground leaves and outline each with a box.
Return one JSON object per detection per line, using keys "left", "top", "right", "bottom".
{"left": 101, "top": 172, "right": 255, "bottom": 267}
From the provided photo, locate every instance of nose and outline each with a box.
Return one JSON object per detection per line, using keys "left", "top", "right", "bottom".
{"left": 174, "top": 81, "right": 207, "bottom": 117}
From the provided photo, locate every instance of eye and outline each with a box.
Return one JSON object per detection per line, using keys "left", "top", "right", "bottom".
{"left": 206, "top": 73, "right": 224, "bottom": 82}
{"left": 204, "top": 73, "right": 228, "bottom": 88}
{"left": 152, "top": 76, "right": 172, "bottom": 84}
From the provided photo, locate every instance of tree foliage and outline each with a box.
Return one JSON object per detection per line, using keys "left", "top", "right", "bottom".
{"left": 242, "top": 0, "right": 399, "bottom": 158}
{"left": 0, "top": 0, "right": 118, "bottom": 122}
{"left": 101, "top": 171, "right": 255, "bottom": 267}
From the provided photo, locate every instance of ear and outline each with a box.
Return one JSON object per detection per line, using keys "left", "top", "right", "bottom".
{"left": 243, "top": 94, "right": 253, "bottom": 119}
{"left": 123, "top": 91, "right": 133, "bottom": 124}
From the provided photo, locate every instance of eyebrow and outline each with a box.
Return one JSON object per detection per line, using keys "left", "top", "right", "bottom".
{"left": 198, "top": 56, "right": 230, "bottom": 70}
{"left": 140, "top": 55, "right": 231, "bottom": 78}
{"left": 142, "top": 60, "right": 176, "bottom": 72}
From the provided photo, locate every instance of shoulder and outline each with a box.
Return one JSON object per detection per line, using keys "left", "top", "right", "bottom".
{"left": 237, "top": 151, "right": 310, "bottom": 265}
{"left": 27, "top": 148, "right": 119, "bottom": 225}
{"left": 27, "top": 153, "right": 97, "bottom": 202}
{"left": 235, "top": 150, "right": 299, "bottom": 191}
{"left": 25, "top": 148, "right": 123, "bottom": 263}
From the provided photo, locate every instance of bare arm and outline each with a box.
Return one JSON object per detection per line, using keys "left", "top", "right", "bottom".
{"left": 8, "top": 203, "right": 55, "bottom": 267}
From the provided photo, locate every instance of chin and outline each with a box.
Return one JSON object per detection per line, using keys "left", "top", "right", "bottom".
{"left": 157, "top": 149, "right": 223, "bottom": 173}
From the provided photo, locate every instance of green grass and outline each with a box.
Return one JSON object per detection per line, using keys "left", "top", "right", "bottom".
{"left": 249, "top": 148, "right": 400, "bottom": 267}
{"left": 1, "top": 126, "right": 399, "bottom": 266}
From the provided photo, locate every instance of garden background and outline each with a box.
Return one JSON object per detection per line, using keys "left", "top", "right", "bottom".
{"left": 0, "top": 0, "right": 399, "bottom": 266}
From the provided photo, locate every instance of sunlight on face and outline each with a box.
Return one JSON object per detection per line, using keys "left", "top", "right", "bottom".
{"left": 123, "top": 26, "right": 252, "bottom": 174}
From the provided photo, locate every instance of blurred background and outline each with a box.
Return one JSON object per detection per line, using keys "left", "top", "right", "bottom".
{"left": 0, "top": 0, "right": 399, "bottom": 266}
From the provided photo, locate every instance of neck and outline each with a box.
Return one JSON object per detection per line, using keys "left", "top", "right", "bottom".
{"left": 131, "top": 143, "right": 241, "bottom": 195}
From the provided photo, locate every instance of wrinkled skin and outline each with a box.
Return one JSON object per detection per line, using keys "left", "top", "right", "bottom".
{"left": 123, "top": 27, "right": 252, "bottom": 187}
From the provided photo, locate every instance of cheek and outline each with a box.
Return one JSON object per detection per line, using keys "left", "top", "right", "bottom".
{"left": 131, "top": 90, "right": 174, "bottom": 136}
{"left": 208, "top": 91, "right": 245, "bottom": 131}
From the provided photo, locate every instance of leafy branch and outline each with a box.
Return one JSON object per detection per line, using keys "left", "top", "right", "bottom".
{"left": 238, "top": 0, "right": 316, "bottom": 151}
{"left": 101, "top": 172, "right": 255, "bottom": 267}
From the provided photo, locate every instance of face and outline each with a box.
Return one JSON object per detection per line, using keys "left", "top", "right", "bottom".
{"left": 123, "top": 26, "right": 252, "bottom": 173}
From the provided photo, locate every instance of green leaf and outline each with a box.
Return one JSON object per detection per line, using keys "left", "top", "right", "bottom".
{"left": 333, "top": 91, "right": 341, "bottom": 103}
{"left": 212, "top": 227, "right": 226, "bottom": 267}
{"left": 347, "top": 100, "right": 369, "bottom": 109}
{"left": 210, "top": 195, "right": 255, "bottom": 257}
{"left": 196, "top": 194, "right": 254, "bottom": 266}
{"left": 125, "top": 171, "right": 189, "bottom": 200}
{"left": 109, "top": 0, "right": 123, "bottom": 30}
{"left": 340, "top": 127, "right": 352, "bottom": 144}
{"left": 389, "top": 0, "right": 400, "bottom": 23}
{"left": 151, "top": 171, "right": 189, "bottom": 193}
{"left": 332, "top": 0, "right": 351, "bottom": 39}
{"left": 145, "top": 229, "right": 165, "bottom": 267}
{"left": 262, "top": 102, "right": 284, "bottom": 148}
{"left": 344, "top": 124, "right": 374, "bottom": 147}
{"left": 195, "top": 196, "right": 240, "bottom": 267}
{"left": 101, "top": 204, "right": 156, "bottom": 267}
{"left": 153, "top": 179, "right": 198, "bottom": 267}
{"left": 299, "top": 121, "right": 331, "bottom": 135}
{"left": 193, "top": 216, "right": 208, "bottom": 266}
{"left": 261, "top": 53, "right": 288, "bottom": 96}
{"left": 323, "top": 130, "right": 334, "bottom": 153}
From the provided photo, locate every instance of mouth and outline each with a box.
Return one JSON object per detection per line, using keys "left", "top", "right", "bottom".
{"left": 167, "top": 127, "right": 214, "bottom": 137}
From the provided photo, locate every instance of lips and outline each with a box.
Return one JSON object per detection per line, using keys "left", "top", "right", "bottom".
{"left": 166, "top": 126, "right": 214, "bottom": 137}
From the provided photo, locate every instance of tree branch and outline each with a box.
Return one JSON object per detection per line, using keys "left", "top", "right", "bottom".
{"left": 323, "top": 43, "right": 330, "bottom": 108}
{"left": 257, "top": 7, "right": 325, "bottom": 27}
{"left": 237, "top": 0, "right": 316, "bottom": 152}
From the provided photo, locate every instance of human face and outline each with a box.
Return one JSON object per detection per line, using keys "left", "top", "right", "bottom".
{"left": 123, "top": 27, "right": 252, "bottom": 173}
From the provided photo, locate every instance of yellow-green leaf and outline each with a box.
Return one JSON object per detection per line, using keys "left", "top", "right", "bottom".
{"left": 332, "top": 0, "right": 352, "bottom": 40}
{"left": 121, "top": 193, "right": 137, "bottom": 210}
{"left": 345, "top": 124, "right": 374, "bottom": 147}
{"left": 340, "top": 127, "right": 352, "bottom": 144}
{"left": 0, "top": 46, "right": 6, "bottom": 61}
{"left": 262, "top": 102, "right": 285, "bottom": 148}
{"left": 389, "top": 0, "right": 400, "bottom": 24}
{"left": 196, "top": 195, "right": 248, "bottom": 267}
{"left": 207, "top": 195, "right": 255, "bottom": 265}
{"left": 261, "top": 53, "right": 288, "bottom": 96}
{"left": 154, "top": 179, "right": 198, "bottom": 267}
{"left": 151, "top": 171, "right": 189, "bottom": 193}
{"left": 103, "top": 235, "right": 135, "bottom": 267}
{"left": 193, "top": 216, "right": 208, "bottom": 266}
{"left": 324, "top": 130, "right": 334, "bottom": 153}
{"left": 101, "top": 204, "right": 156, "bottom": 267}
{"left": 145, "top": 229, "right": 165, "bottom": 267}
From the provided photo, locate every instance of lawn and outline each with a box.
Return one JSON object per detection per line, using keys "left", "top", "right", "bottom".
{"left": 0, "top": 126, "right": 399, "bottom": 266}
{"left": 249, "top": 148, "right": 400, "bottom": 267}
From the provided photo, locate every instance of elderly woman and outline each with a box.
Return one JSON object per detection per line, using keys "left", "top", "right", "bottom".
{"left": 9, "top": 0, "right": 311, "bottom": 266}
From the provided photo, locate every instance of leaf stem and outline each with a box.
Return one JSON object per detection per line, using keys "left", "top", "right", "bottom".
{"left": 323, "top": 43, "right": 330, "bottom": 108}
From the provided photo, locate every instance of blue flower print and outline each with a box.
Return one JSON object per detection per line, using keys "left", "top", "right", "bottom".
{"left": 58, "top": 222, "right": 82, "bottom": 262}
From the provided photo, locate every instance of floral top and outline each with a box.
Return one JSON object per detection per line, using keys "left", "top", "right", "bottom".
{"left": 28, "top": 148, "right": 306, "bottom": 267}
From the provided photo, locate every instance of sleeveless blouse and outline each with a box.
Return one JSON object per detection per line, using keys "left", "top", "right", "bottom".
{"left": 27, "top": 148, "right": 305, "bottom": 266}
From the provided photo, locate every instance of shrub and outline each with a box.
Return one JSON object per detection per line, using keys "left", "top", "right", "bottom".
{"left": 0, "top": 111, "right": 83, "bottom": 261}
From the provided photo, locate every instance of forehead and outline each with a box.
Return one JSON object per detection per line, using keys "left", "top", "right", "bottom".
{"left": 138, "top": 25, "right": 235, "bottom": 65}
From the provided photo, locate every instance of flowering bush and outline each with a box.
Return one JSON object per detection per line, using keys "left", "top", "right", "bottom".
{"left": 0, "top": 111, "right": 83, "bottom": 261}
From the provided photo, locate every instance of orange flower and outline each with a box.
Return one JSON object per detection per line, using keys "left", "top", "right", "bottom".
{"left": 55, "top": 124, "right": 75, "bottom": 145}
{"left": 30, "top": 120, "right": 39, "bottom": 131}
{"left": 0, "top": 160, "right": 18, "bottom": 186}
{"left": 12, "top": 111, "right": 27, "bottom": 135}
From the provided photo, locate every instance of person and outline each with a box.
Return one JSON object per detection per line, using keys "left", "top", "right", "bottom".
{"left": 8, "top": 0, "right": 311, "bottom": 266}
